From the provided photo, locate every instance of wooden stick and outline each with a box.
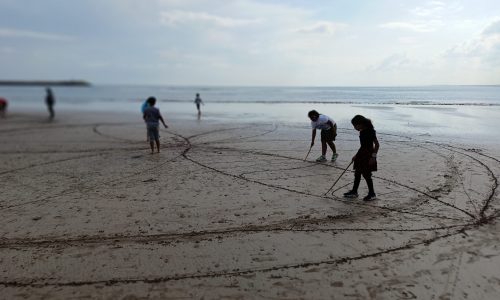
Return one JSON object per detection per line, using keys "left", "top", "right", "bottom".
{"left": 324, "top": 161, "right": 353, "bottom": 195}
{"left": 303, "top": 145, "right": 313, "bottom": 161}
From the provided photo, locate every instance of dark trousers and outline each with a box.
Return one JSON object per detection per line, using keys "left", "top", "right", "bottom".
{"left": 352, "top": 170, "right": 375, "bottom": 194}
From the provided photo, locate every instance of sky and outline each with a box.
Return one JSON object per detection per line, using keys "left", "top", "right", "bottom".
{"left": 0, "top": 0, "right": 499, "bottom": 86}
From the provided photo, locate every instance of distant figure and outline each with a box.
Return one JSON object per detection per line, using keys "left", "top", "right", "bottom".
{"left": 141, "top": 98, "right": 149, "bottom": 113}
{"left": 308, "top": 110, "right": 338, "bottom": 162}
{"left": 194, "top": 93, "right": 204, "bottom": 115}
{"left": 143, "top": 97, "right": 168, "bottom": 154}
{"left": 344, "top": 115, "right": 379, "bottom": 201}
{"left": 45, "top": 88, "right": 55, "bottom": 120}
{"left": 141, "top": 99, "right": 150, "bottom": 141}
{"left": 0, "top": 97, "right": 7, "bottom": 118}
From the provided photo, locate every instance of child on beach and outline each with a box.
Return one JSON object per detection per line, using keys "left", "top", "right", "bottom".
{"left": 141, "top": 99, "right": 150, "bottom": 141}
{"left": 45, "top": 88, "right": 55, "bottom": 120}
{"left": 194, "top": 93, "right": 203, "bottom": 114}
{"left": 0, "top": 97, "right": 7, "bottom": 118}
{"left": 143, "top": 97, "right": 168, "bottom": 154}
{"left": 344, "top": 115, "right": 379, "bottom": 201}
{"left": 141, "top": 99, "right": 149, "bottom": 113}
{"left": 308, "top": 110, "right": 338, "bottom": 162}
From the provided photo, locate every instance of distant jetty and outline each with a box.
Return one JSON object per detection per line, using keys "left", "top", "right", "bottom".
{"left": 0, "top": 80, "right": 91, "bottom": 87}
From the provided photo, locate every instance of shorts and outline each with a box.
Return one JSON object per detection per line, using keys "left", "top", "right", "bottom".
{"left": 321, "top": 124, "right": 337, "bottom": 143}
{"left": 147, "top": 124, "right": 159, "bottom": 141}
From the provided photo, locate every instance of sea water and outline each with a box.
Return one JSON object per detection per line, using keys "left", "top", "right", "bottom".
{"left": 1, "top": 85, "right": 500, "bottom": 144}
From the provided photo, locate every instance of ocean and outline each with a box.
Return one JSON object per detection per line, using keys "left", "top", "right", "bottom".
{"left": 1, "top": 85, "right": 500, "bottom": 143}
{"left": 2, "top": 85, "right": 500, "bottom": 106}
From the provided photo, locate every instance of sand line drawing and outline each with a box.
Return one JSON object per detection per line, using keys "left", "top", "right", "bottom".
{"left": 1, "top": 121, "right": 499, "bottom": 290}
{"left": 2, "top": 122, "right": 492, "bottom": 220}
{"left": 324, "top": 161, "right": 353, "bottom": 195}
{"left": 0, "top": 230, "right": 467, "bottom": 288}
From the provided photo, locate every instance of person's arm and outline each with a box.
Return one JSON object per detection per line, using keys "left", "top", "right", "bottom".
{"left": 369, "top": 134, "right": 379, "bottom": 166}
{"left": 159, "top": 115, "right": 168, "bottom": 128}
{"left": 311, "top": 129, "right": 316, "bottom": 147}
{"left": 373, "top": 136, "right": 379, "bottom": 154}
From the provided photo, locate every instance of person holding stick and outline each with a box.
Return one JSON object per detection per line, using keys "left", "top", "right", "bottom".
{"left": 344, "top": 115, "right": 379, "bottom": 201}
{"left": 308, "top": 110, "right": 338, "bottom": 162}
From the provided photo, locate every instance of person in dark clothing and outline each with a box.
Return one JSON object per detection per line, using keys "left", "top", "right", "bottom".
{"left": 0, "top": 97, "right": 7, "bottom": 118}
{"left": 344, "top": 115, "right": 379, "bottom": 201}
{"left": 143, "top": 97, "right": 168, "bottom": 154}
{"left": 45, "top": 88, "right": 55, "bottom": 120}
{"left": 194, "top": 93, "right": 204, "bottom": 114}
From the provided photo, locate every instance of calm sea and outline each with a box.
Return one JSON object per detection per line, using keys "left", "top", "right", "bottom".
{"left": 1, "top": 85, "right": 500, "bottom": 107}
{"left": 1, "top": 85, "right": 500, "bottom": 143}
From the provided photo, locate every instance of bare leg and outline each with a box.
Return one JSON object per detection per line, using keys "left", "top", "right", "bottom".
{"left": 321, "top": 141, "right": 327, "bottom": 156}
{"left": 48, "top": 106, "right": 55, "bottom": 120}
{"left": 155, "top": 139, "right": 160, "bottom": 153}
{"left": 362, "top": 171, "right": 375, "bottom": 194}
{"left": 149, "top": 141, "right": 155, "bottom": 154}
{"left": 351, "top": 171, "right": 362, "bottom": 193}
{"left": 327, "top": 141, "right": 336, "bottom": 153}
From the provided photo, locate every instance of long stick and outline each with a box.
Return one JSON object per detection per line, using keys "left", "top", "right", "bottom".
{"left": 324, "top": 161, "right": 353, "bottom": 195}
{"left": 303, "top": 145, "right": 313, "bottom": 161}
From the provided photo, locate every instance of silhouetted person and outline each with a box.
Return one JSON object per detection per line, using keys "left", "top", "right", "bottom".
{"left": 45, "top": 88, "right": 55, "bottom": 120}
{"left": 141, "top": 98, "right": 150, "bottom": 141}
{"left": 0, "top": 97, "right": 7, "bottom": 118}
{"left": 344, "top": 115, "right": 380, "bottom": 201}
{"left": 194, "top": 93, "right": 204, "bottom": 116}
{"left": 143, "top": 97, "right": 168, "bottom": 154}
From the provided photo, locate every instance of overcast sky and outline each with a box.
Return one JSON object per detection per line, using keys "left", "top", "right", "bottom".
{"left": 0, "top": 0, "right": 499, "bottom": 86}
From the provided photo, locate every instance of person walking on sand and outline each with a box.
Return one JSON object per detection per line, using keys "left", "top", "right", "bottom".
{"left": 45, "top": 88, "right": 55, "bottom": 120}
{"left": 143, "top": 97, "right": 168, "bottom": 154}
{"left": 194, "top": 93, "right": 204, "bottom": 114}
{"left": 344, "top": 115, "right": 379, "bottom": 201}
{"left": 308, "top": 110, "right": 338, "bottom": 162}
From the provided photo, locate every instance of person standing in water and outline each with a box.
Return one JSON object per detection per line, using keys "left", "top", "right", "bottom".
{"left": 194, "top": 93, "right": 204, "bottom": 115}
{"left": 45, "top": 88, "right": 55, "bottom": 120}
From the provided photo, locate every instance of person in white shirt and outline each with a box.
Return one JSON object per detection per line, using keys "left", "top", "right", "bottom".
{"left": 308, "top": 110, "right": 338, "bottom": 162}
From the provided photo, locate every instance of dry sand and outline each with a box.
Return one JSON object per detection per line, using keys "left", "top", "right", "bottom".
{"left": 1, "top": 110, "right": 500, "bottom": 299}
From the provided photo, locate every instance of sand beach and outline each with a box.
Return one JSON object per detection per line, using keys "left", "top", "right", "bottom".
{"left": 1, "top": 106, "right": 500, "bottom": 299}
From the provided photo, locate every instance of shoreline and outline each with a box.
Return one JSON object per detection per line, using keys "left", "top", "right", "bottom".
{"left": 0, "top": 80, "right": 91, "bottom": 87}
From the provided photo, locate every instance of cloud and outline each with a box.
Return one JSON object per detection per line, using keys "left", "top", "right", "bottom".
{"left": 294, "top": 21, "right": 346, "bottom": 35}
{"left": 0, "top": 28, "right": 73, "bottom": 41}
{"left": 381, "top": 1, "right": 462, "bottom": 33}
{"left": 368, "top": 54, "right": 412, "bottom": 72}
{"left": 443, "top": 20, "right": 500, "bottom": 66}
{"left": 160, "top": 10, "right": 260, "bottom": 27}
{"left": 410, "top": 1, "right": 445, "bottom": 17}
{"left": 379, "top": 20, "right": 443, "bottom": 33}
{"left": 482, "top": 19, "right": 500, "bottom": 35}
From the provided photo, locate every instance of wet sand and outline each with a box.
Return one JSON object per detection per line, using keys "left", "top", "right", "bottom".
{"left": 1, "top": 110, "right": 500, "bottom": 299}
